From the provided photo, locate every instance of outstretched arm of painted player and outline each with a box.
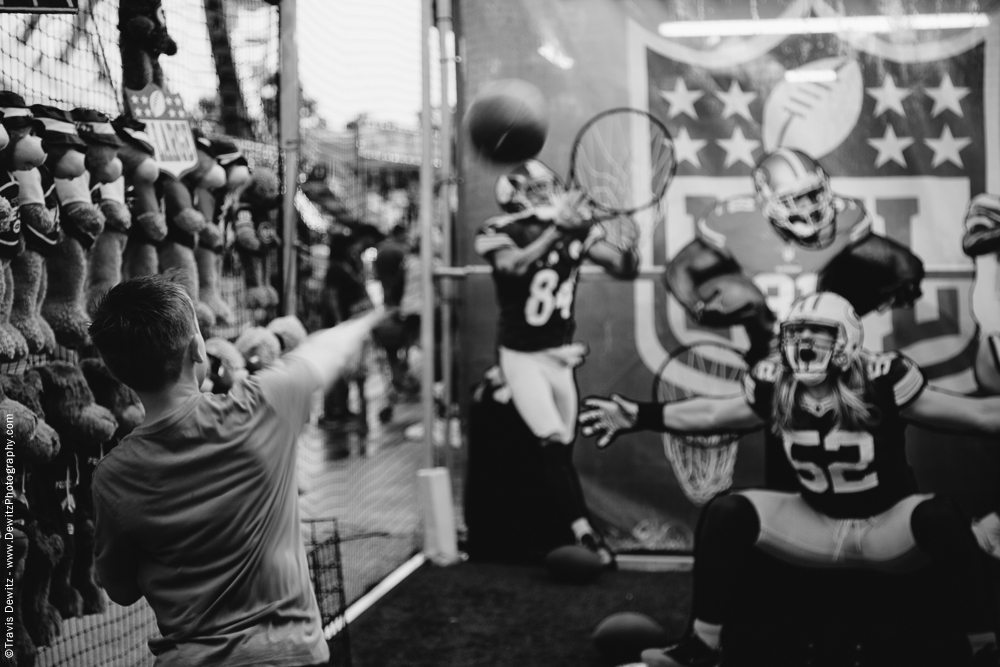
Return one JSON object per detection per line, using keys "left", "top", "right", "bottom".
{"left": 662, "top": 238, "right": 740, "bottom": 321}
{"left": 901, "top": 386, "right": 1000, "bottom": 436}
{"left": 579, "top": 393, "right": 764, "bottom": 449}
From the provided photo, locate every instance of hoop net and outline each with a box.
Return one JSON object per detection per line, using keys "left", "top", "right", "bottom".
{"left": 653, "top": 342, "right": 748, "bottom": 505}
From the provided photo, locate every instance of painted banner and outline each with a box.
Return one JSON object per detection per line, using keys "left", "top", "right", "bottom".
{"left": 628, "top": 4, "right": 995, "bottom": 393}
{"left": 458, "top": 0, "right": 1000, "bottom": 553}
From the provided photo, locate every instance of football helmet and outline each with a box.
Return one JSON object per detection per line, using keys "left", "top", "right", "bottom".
{"left": 753, "top": 148, "right": 836, "bottom": 249}
{"left": 494, "top": 159, "right": 563, "bottom": 214}
{"left": 780, "top": 292, "right": 863, "bottom": 385}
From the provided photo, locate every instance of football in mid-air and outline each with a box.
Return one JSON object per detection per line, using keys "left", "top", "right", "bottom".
{"left": 544, "top": 545, "right": 603, "bottom": 584}
{"left": 465, "top": 79, "right": 548, "bottom": 164}
{"left": 762, "top": 56, "right": 864, "bottom": 158}
{"left": 592, "top": 612, "right": 669, "bottom": 663}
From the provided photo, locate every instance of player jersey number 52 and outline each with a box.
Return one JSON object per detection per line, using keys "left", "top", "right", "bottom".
{"left": 783, "top": 429, "right": 878, "bottom": 495}
{"left": 525, "top": 268, "right": 576, "bottom": 326}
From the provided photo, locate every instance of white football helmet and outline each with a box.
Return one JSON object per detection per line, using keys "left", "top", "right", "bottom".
{"left": 780, "top": 292, "right": 863, "bottom": 385}
{"left": 753, "top": 148, "right": 836, "bottom": 249}
{"left": 494, "top": 159, "right": 562, "bottom": 214}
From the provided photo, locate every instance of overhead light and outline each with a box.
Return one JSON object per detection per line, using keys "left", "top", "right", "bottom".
{"left": 657, "top": 13, "right": 989, "bottom": 38}
{"left": 537, "top": 42, "right": 575, "bottom": 70}
{"left": 784, "top": 69, "right": 837, "bottom": 83}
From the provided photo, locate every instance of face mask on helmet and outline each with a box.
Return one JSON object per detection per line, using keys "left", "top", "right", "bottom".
{"left": 754, "top": 151, "right": 836, "bottom": 249}
{"left": 494, "top": 160, "right": 562, "bottom": 214}
{"left": 780, "top": 323, "right": 841, "bottom": 386}
{"left": 780, "top": 292, "right": 863, "bottom": 385}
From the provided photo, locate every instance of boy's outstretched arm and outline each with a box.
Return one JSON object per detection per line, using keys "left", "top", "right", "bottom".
{"left": 579, "top": 394, "right": 763, "bottom": 449}
{"left": 287, "top": 308, "right": 388, "bottom": 393}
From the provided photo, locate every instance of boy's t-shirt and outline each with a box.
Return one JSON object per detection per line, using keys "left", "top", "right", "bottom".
{"left": 92, "top": 355, "right": 328, "bottom": 667}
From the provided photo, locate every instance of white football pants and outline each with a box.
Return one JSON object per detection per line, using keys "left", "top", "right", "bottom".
{"left": 740, "top": 490, "right": 934, "bottom": 572}
{"left": 498, "top": 345, "right": 583, "bottom": 445}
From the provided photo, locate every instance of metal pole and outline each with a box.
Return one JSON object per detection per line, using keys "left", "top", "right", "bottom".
{"left": 420, "top": 0, "right": 436, "bottom": 469}
{"left": 279, "top": 0, "right": 300, "bottom": 317}
{"left": 436, "top": 0, "right": 453, "bottom": 453}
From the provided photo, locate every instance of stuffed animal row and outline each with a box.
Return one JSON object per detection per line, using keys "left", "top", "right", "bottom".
{"left": 2, "top": 357, "right": 141, "bottom": 667}
{"left": 0, "top": 92, "right": 285, "bottom": 364}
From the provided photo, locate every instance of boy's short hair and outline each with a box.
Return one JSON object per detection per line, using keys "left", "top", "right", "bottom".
{"left": 88, "top": 276, "right": 197, "bottom": 392}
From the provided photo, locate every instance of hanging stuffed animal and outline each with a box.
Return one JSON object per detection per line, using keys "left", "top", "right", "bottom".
{"left": 267, "top": 315, "right": 308, "bottom": 353}
{"left": 203, "top": 337, "right": 247, "bottom": 394}
{"left": 156, "top": 129, "right": 222, "bottom": 332}
{"left": 231, "top": 167, "right": 281, "bottom": 310}
{"left": 27, "top": 105, "right": 105, "bottom": 351}
{"left": 114, "top": 116, "right": 167, "bottom": 279}
{"left": 119, "top": 0, "right": 177, "bottom": 93}
{"left": 3, "top": 390, "right": 61, "bottom": 664}
{"left": 74, "top": 358, "right": 143, "bottom": 615}
{"left": 71, "top": 108, "right": 130, "bottom": 319}
{"left": 9, "top": 100, "right": 81, "bottom": 358}
{"left": 0, "top": 93, "right": 51, "bottom": 362}
{"left": 194, "top": 137, "right": 250, "bottom": 327}
{"left": 2, "top": 369, "right": 64, "bottom": 650}
{"left": 30, "top": 361, "right": 117, "bottom": 621}
{"left": 0, "top": 103, "right": 28, "bottom": 365}
{"left": 234, "top": 326, "right": 281, "bottom": 374}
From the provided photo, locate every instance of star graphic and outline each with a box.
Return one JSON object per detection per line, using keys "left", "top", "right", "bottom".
{"left": 673, "top": 127, "right": 708, "bottom": 168}
{"left": 659, "top": 79, "right": 704, "bottom": 120}
{"left": 867, "top": 124, "right": 914, "bottom": 168}
{"left": 129, "top": 94, "right": 139, "bottom": 106}
{"left": 717, "top": 125, "right": 760, "bottom": 169}
{"left": 141, "top": 95, "right": 149, "bottom": 105}
{"left": 925, "top": 124, "right": 972, "bottom": 168}
{"left": 716, "top": 80, "right": 756, "bottom": 121}
{"left": 925, "top": 73, "right": 970, "bottom": 118}
{"left": 866, "top": 74, "right": 911, "bottom": 118}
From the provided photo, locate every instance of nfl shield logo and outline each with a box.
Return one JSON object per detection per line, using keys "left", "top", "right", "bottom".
{"left": 627, "top": 18, "right": 997, "bottom": 392}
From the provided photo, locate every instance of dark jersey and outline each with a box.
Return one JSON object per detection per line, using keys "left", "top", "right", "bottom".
{"left": 743, "top": 351, "right": 926, "bottom": 519}
{"left": 0, "top": 172, "right": 22, "bottom": 259}
{"left": 696, "top": 195, "right": 871, "bottom": 322}
{"left": 475, "top": 215, "right": 592, "bottom": 352}
{"left": 38, "top": 165, "right": 60, "bottom": 228}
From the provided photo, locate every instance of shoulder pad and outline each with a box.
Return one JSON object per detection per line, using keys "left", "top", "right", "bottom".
{"left": 752, "top": 358, "right": 781, "bottom": 383}
{"left": 867, "top": 351, "right": 925, "bottom": 407}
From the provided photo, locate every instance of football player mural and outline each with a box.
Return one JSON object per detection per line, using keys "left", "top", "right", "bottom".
{"left": 473, "top": 159, "right": 640, "bottom": 567}
{"left": 664, "top": 147, "right": 924, "bottom": 366}
{"left": 459, "top": 0, "right": 998, "bottom": 553}
{"left": 580, "top": 292, "right": 1000, "bottom": 666}
{"left": 962, "top": 194, "right": 1000, "bottom": 560}
{"left": 665, "top": 148, "right": 925, "bottom": 489}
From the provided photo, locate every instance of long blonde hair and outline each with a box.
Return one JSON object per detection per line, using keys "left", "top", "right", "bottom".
{"left": 770, "top": 351, "right": 881, "bottom": 434}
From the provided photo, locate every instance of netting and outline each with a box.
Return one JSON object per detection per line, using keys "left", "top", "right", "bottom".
{"left": 0, "top": 0, "right": 277, "bottom": 140}
{"left": 654, "top": 341, "right": 748, "bottom": 505}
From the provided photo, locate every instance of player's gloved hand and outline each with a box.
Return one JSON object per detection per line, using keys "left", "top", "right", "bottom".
{"left": 579, "top": 394, "right": 640, "bottom": 449}
{"left": 536, "top": 189, "right": 594, "bottom": 234}
{"left": 963, "top": 193, "right": 1000, "bottom": 257}
{"left": 972, "top": 511, "right": 1000, "bottom": 561}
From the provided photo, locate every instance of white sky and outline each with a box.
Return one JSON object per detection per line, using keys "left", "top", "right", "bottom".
{"left": 298, "top": 0, "right": 450, "bottom": 132}
{"left": 0, "top": 0, "right": 444, "bottom": 137}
